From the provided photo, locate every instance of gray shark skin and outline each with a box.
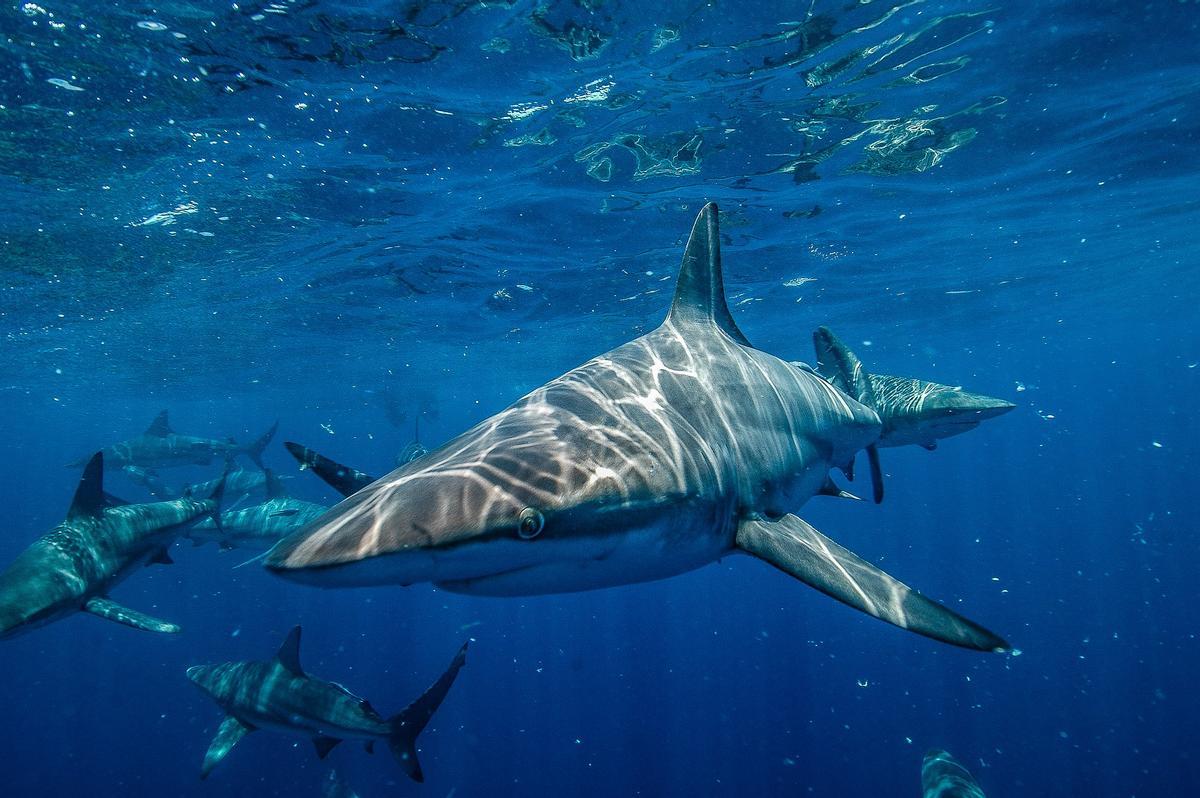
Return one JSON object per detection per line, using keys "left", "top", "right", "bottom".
{"left": 812, "top": 327, "right": 1015, "bottom": 503}
{"left": 0, "top": 452, "right": 220, "bottom": 638}
{"left": 922, "top": 749, "right": 986, "bottom": 798}
{"left": 267, "top": 203, "right": 1011, "bottom": 652}
{"left": 183, "top": 467, "right": 280, "bottom": 502}
{"left": 70, "top": 411, "right": 277, "bottom": 471}
{"left": 187, "top": 627, "right": 467, "bottom": 781}
{"left": 285, "top": 441, "right": 377, "bottom": 498}
{"left": 190, "top": 471, "right": 327, "bottom": 551}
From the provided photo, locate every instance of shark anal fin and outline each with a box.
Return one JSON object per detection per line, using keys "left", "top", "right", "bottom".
{"left": 83, "top": 597, "right": 180, "bottom": 634}
{"left": 146, "top": 410, "right": 173, "bottom": 437}
{"left": 866, "top": 444, "right": 884, "bottom": 504}
{"left": 148, "top": 547, "right": 174, "bottom": 566}
{"left": 201, "top": 715, "right": 254, "bottom": 779}
{"left": 735, "top": 515, "right": 1008, "bottom": 652}
{"left": 277, "top": 625, "right": 304, "bottom": 676}
{"left": 314, "top": 737, "right": 342, "bottom": 759}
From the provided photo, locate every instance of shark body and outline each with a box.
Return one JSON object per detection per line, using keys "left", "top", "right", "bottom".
{"left": 190, "top": 471, "right": 326, "bottom": 551}
{"left": 0, "top": 453, "right": 221, "bottom": 638}
{"left": 267, "top": 204, "right": 1013, "bottom": 651}
{"left": 187, "top": 627, "right": 467, "bottom": 781}
{"left": 73, "top": 411, "right": 277, "bottom": 471}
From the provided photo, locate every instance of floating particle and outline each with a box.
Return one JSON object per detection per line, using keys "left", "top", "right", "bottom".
{"left": 137, "top": 21, "right": 168, "bottom": 31}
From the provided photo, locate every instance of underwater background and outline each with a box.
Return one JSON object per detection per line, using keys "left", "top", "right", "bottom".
{"left": 1, "top": 0, "right": 1198, "bottom": 795}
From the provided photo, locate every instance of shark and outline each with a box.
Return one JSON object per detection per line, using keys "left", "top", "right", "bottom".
{"left": 922, "top": 749, "right": 986, "bottom": 797}
{"left": 70, "top": 411, "right": 277, "bottom": 471}
{"left": 266, "top": 203, "right": 1014, "bottom": 651}
{"left": 0, "top": 452, "right": 223, "bottom": 638}
{"left": 189, "top": 470, "right": 327, "bottom": 551}
{"left": 186, "top": 626, "right": 468, "bottom": 781}
{"left": 396, "top": 419, "right": 430, "bottom": 467}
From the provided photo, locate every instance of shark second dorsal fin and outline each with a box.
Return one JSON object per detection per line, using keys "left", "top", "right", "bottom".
{"left": 277, "top": 626, "right": 304, "bottom": 676}
{"left": 68, "top": 453, "right": 108, "bottom": 520}
{"left": 146, "top": 410, "right": 173, "bottom": 437}
{"left": 665, "top": 203, "right": 751, "bottom": 346}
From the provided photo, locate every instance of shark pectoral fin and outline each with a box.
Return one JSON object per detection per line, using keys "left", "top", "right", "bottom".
{"left": 866, "top": 444, "right": 884, "bottom": 504}
{"left": 201, "top": 715, "right": 254, "bottom": 779}
{"left": 734, "top": 515, "right": 1008, "bottom": 652}
{"left": 83, "top": 597, "right": 181, "bottom": 634}
{"left": 313, "top": 737, "right": 342, "bottom": 759}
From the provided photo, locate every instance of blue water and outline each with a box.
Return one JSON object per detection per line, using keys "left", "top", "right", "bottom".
{"left": 2, "top": 0, "right": 1198, "bottom": 795}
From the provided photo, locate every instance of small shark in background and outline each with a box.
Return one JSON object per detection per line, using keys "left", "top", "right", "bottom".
{"left": 187, "top": 627, "right": 468, "bottom": 781}
{"left": 0, "top": 453, "right": 224, "bottom": 638}
{"left": 922, "top": 749, "right": 986, "bottom": 797}
{"left": 183, "top": 467, "right": 285, "bottom": 505}
{"left": 285, "top": 442, "right": 376, "bottom": 498}
{"left": 69, "top": 410, "right": 277, "bottom": 471}
{"left": 322, "top": 769, "right": 362, "bottom": 798}
{"left": 267, "top": 204, "right": 1014, "bottom": 652}
{"left": 396, "top": 418, "right": 429, "bottom": 467}
{"left": 189, "top": 471, "right": 327, "bottom": 552}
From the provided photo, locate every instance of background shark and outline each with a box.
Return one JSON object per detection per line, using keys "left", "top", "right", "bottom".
{"left": 70, "top": 411, "right": 277, "bottom": 471}
{"left": 922, "top": 749, "right": 987, "bottom": 797}
{"left": 186, "top": 626, "right": 468, "bottom": 781}
{"left": 189, "top": 470, "right": 327, "bottom": 551}
{"left": 266, "top": 204, "right": 1013, "bottom": 652}
{"left": 0, "top": 453, "right": 222, "bottom": 638}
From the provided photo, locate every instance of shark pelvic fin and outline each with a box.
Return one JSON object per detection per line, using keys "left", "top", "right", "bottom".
{"left": 146, "top": 410, "right": 173, "bottom": 437}
{"left": 735, "top": 514, "right": 1008, "bottom": 652}
{"left": 83, "top": 596, "right": 181, "bottom": 634}
{"left": 201, "top": 715, "right": 254, "bottom": 779}
{"left": 285, "top": 441, "right": 376, "bottom": 498}
{"left": 665, "top": 203, "right": 751, "bottom": 346}
{"left": 388, "top": 641, "right": 469, "bottom": 782}
{"left": 277, "top": 625, "right": 304, "bottom": 676}
{"left": 818, "top": 476, "right": 861, "bottom": 501}
{"left": 314, "top": 737, "right": 342, "bottom": 759}
{"left": 866, "top": 444, "right": 884, "bottom": 504}
{"left": 67, "top": 453, "right": 108, "bottom": 520}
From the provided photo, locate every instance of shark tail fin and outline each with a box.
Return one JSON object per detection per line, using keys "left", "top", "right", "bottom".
{"left": 386, "top": 642, "right": 468, "bottom": 783}
{"left": 243, "top": 421, "right": 279, "bottom": 470}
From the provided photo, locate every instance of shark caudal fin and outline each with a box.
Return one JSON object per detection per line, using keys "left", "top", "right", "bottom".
{"left": 387, "top": 642, "right": 468, "bottom": 782}
{"left": 813, "top": 327, "right": 1015, "bottom": 503}
{"left": 284, "top": 441, "right": 376, "bottom": 498}
{"left": 241, "top": 422, "right": 278, "bottom": 470}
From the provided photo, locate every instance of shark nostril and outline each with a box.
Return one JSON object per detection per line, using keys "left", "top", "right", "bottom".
{"left": 517, "top": 508, "right": 545, "bottom": 540}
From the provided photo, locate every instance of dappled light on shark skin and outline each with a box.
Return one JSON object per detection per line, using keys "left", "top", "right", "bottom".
{"left": 266, "top": 204, "right": 1013, "bottom": 652}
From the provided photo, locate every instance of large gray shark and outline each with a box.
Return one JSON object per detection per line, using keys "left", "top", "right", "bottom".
{"left": 70, "top": 411, "right": 277, "bottom": 471}
{"left": 186, "top": 627, "right": 467, "bottom": 781}
{"left": 922, "top": 749, "right": 986, "bottom": 797}
{"left": 189, "top": 471, "right": 327, "bottom": 551}
{"left": 0, "top": 452, "right": 222, "bottom": 638}
{"left": 266, "top": 203, "right": 1013, "bottom": 651}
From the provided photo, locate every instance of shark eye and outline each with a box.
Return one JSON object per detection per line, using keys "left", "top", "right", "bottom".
{"left": 517, "top": 507, "right": 544, "bottom": 540}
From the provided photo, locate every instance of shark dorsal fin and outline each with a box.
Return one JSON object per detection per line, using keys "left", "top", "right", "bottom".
{"left": 264, "top": 469, "right": 287, "bottom": 500}
{"left": 665, "top": 203, "right": 750, "bottom": 346}
{"left": 277, "top": 626, "right": 304, "bottom": 676}
{"left": 146, "top": 410, "right": 173, "bottom": 437}
{"left": 68, "top": 452, "right": 108, "bottom": 519}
